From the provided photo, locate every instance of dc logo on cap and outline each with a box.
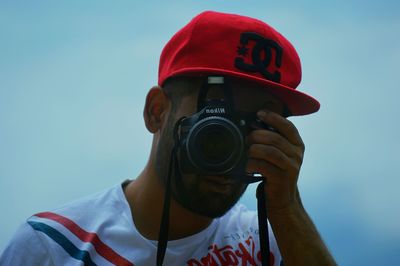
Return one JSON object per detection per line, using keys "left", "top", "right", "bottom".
{"left": 234, "top": 32, "right": 283, "bottom": 83}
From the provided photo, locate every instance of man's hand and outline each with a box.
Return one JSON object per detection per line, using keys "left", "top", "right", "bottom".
{"left": 246, "top": 109, "right": 336, "bottom": 265}
{"left": 246, "top": 110, "right": 304, "bottom": 212}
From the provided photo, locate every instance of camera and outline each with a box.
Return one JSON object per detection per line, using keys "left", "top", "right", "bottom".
{"left": 176, "top": 76, "right": 269, "bottom": 181}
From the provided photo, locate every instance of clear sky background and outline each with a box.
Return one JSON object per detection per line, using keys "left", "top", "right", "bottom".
{"left": 1, "top": 1, "right": 399, "bottom": 265}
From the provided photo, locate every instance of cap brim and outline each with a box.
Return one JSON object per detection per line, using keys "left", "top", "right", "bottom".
{"left": 162, "top": 67, "right": 320, "bottom": 116}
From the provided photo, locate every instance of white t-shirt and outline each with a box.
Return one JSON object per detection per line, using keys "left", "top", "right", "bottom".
{"left": 1, "top": 181, "right": 282, "bottom": 266}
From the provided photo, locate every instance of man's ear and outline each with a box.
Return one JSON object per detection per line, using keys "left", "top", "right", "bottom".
{"left": 143, "top": 86, "right": 170, "bottom": 133}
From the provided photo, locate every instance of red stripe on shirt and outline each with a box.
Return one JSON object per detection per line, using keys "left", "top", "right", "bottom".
{"left": 35, "top": 212, "right": 134, "bottom": 266}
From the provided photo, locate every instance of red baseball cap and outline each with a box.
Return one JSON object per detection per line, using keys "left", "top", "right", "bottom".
{"left": 158, "top": 11, "right": 320, "bottom": 116}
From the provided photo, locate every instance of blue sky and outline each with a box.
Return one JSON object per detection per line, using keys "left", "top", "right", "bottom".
{"left": 1, "top": 1, "right": 399, "bottom": 264}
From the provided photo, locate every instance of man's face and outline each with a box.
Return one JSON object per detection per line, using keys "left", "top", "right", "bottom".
{"left": 156, "top": 78, "right": 285, "bottom": 218}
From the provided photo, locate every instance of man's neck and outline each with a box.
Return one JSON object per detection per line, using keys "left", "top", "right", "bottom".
{"left": 124, "top": 167, "right": 213, "bottom": 240}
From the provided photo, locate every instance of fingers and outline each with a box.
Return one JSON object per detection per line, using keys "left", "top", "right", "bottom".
{"left": 247, "top": 144, "right": 289, "bottom": 170}
{"left": 246, "top": 158, "right": 283, "bottom": 179}
{"left": 247, "top": 147, "right": 301, "bottom": 180}
{"left": 256, "top": 110, "right": 305, "bottom": 149}
{"left": 246, "top": 110, "right": 304, "bottom": 180}
{"left": 247, "top": 129, "right": 302, "bottom": 161}
{"left": 246, "top": 158, "right": 298, "bottom": 185}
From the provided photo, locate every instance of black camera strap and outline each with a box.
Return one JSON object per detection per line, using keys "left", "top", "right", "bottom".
{"left": 156, "top": 146, "right": 173, "bottom": 266}
{"left": 156, "top": 117, "right": 184, "bottom": 266}
{"left": 257, "top": 180, "right": 271, "bottom": 266}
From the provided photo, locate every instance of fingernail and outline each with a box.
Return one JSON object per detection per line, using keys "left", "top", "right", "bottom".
{"left": 257, "top": 111, "right": 267, "bottom": 118}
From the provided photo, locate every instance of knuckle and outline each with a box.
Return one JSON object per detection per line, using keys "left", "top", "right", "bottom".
{"left": 293, "top": 149, "right": 304, "bottom": 163}
{"left": 284, "top": 118, "right": 295, "bottom": 130}
{"left": 298, "top": 138, "right": 305, "bottom": 150}
{"left": 286, "top": 124, "right": 298, "bottom": 137}
{"left": 268, "top": 134, "right": 282, "bottom": 148}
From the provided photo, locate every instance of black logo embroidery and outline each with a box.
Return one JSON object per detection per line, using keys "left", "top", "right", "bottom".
{"left": 234, "top": 32, "right": 283, "bottom": 83}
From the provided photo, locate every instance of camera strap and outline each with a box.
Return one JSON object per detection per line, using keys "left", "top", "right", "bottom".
{"left": 156, "top": 118, "right": 183, "bottom": 266}
{"left": 156, "top": 144, "right": 174, "bottom": 266}
{"left": 257, "top": 180, "right": 271, "bottom": 266}
{"left": 156, "top": 119, "right": 271, "bottom": 266}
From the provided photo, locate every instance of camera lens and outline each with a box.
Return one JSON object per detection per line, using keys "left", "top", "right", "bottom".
{"left": 195, "top": 124, "right": 235, "bottom": 163}
{"left": 186, "top": 117, "right": 244, "bottom": 174}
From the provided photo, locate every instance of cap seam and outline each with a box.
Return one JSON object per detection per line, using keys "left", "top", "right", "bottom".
{"left": 183, "top": 12, "right": 206, "bottom": 70}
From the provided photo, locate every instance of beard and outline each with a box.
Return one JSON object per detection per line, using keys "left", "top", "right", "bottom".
{"left": 155, "top": 112, "right": 248, "bottom": 218}
{"left": 173, "top": 172, "right": 248, "bottom": 218}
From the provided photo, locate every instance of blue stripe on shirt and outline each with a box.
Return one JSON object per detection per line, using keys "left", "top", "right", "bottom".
{"left": 28, "top": 221, "right": 97, "bottom": 266}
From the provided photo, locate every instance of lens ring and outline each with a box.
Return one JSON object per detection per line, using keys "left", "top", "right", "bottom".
{"left": 186, "top": 116, "right": 244, "bottom": 175}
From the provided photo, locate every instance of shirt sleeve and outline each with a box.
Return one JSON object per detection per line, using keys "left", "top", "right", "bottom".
{"left": 0, "top": 222, "right": 54, "bottom": 266}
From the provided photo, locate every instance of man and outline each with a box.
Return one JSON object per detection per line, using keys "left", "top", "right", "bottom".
{"left": 1, "top": 11, "right": 336, "bottom": 265}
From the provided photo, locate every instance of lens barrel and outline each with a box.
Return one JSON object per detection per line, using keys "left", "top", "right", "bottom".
{"left": 186, "top": 116, "right": 244, "bottom": 175}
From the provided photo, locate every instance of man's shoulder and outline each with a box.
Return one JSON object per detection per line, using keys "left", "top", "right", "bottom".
{"left": 0, "top": 181, "right": 133, "bottom": 265}
{"left": 27, "top": 182, "right": 127, "bottom": 230}
{"left": 0, "top": 221, "right": 53, "bottom": 265}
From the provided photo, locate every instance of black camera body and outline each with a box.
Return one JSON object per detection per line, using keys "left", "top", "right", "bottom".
{"left": 176, "top": 76, "right": 269, "bottom": 181}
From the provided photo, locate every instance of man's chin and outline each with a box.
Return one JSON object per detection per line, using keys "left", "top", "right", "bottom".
{"left": 171, "top": 172, "right": 248, "bottom": 218}
{"left": 186, "top": 200, "right": 233, "bottom": 218}
{"left": 175, "top": 187, "right": 246, "bottom": 218}
{"left": 199, "top": 178, "right": 238, "bottom": 195}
